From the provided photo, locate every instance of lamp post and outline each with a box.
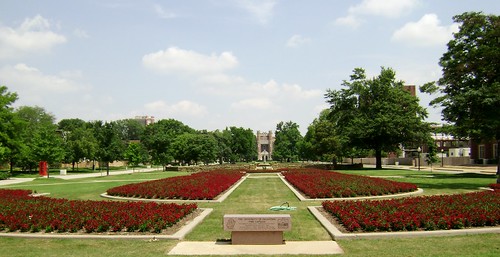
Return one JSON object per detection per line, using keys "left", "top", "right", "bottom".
{"left": 417, "top": 147, "right": 421, "bottom": 171}
{"left": 441, "top": 149, "right": 444, "bottom": 167}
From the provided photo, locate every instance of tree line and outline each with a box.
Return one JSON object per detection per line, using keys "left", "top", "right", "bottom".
{"left": 0, "top": 94, "right": 258, "bottom": 174}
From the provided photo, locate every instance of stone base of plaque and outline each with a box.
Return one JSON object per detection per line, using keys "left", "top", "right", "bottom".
{"left": 223, "top": 214, "right": 291, "bottom": 245}
{"left": 231, "top": 231, "right": 284, "bottom": 245}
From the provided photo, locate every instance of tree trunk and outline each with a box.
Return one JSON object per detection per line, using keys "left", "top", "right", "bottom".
{"left": 106, "top": 162, "right": 110, "bottom": 176}
{"left": 375, "top": 148, "right": 382, "bottom": 169}
{"left": 496, "top": 160, "right": 499, "bottom": 184}
{"left": 497, "top": 140, "right": 500, "bottom": 184}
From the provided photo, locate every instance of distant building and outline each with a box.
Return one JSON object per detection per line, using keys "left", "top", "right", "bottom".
{"left": 134, "top": 115, "right": 155, "bottom": 126}
{"left": 470, "top": 140, "right": 498, "bottom": 164}
{"left": 404, "top": 85, "right": 416, "bottom": 97}
{"left": 429, "top": 129, "right": 470, "bottom": 157}
{"left": 256, "top": 130, "right": 275, "bottom": 162}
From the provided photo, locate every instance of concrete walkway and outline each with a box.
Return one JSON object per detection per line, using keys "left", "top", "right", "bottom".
{"left": 0, "top": 167, "right": 162, "bottom": 186}
{"left": 167, "top": 241, "right": 344, "bottom": 255}
{"left": 50, "top": 167, "right": 162, "bottom": 180}
{"left": 0, "top": 178, "right": 35, "bottom": 186}
{"left": 368, "top": 164, "right": 498, "bottom": 175}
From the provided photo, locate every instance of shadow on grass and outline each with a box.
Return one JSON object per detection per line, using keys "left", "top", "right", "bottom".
{"left": 431, "top": 173, "right": 495, "bottom": 179}
{"left": 406, "top": 173, "right": 496, "bottom": 191}
{"left": 415, "top": 182, "right": 488, "bottom": 191}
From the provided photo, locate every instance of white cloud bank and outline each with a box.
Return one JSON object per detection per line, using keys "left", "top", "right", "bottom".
{"left": 392, "top": 14, "right": 459, "bottom": 47}
{"left": 335, "top": 0, "right": 421, "bottom": 28}
{"left": 142, "top": 47, "right": 238, "bottom": 74}
{"left": 235, "top": 0, "right": 278, "bottom": 24}
{"left": 154, "top": 4, "right": 177, "bottom": 19}
{"left": 0, "top": 15, "right": 66, "bottom": 59}
{"left": 144, "top": 100, "right": 208, "bottom": 117}
{"left": 0, "top": 63, "right": 82, "bottom": 93}
{"left": 0, "top": 63, "right": 92, "bottom": 118}
{"left": 286, "top": 34, "right": 311, "bottom": 48}
{"left": 139, "top": 46, "right": 324, "bottom": 131}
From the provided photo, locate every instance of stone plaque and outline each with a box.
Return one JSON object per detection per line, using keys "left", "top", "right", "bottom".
{"left": 223, "top": 214, "right": 291, "bottom": 232}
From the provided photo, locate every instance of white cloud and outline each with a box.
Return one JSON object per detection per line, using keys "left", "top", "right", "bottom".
{"left": 248, "top": 79, "right": 280, "bottom": 95}
{"left": 73, "top": 28, "right": 89, "bottom": 38}
{"left": 236, "top": 0, "right": 277, "bottom": 24}
{"left": 0, "top": 63, "right": 82, "bottom": 93}
{"left": 145, "top": 100, "right": 207, "bottom": 117}
{"left": 228, "top": 80, "right": 322, "bottom": 116}
{"left": 142, "top": 47, "right": 238, "bottom": 74}
{"left": 231, "top": 98, "right": 273, "bottom": 110}
{"left": 349, "top": 0, "right": 420, "bottom": 18}
{"left": 198, "top": 74, "right": 246, "bottom": 87}
{"left": 0, "top": 15, "right": 66, "bottom": 59}
{"left": 392, "top": 14, "right": 459, "bottom": 47}
{"left": 334, "top": 15, "right": 362, "bottom": 28}
{"left": 154, "top": 4, "right": 177, "bottom": 19}
{"left": 286, "top": 34, "right": 311, "bottom": 48}
{"left": 336, "top": 0, "right": 421, "bottom": 28}
{"left": 282, "top": 83, "right": 322, "bottom": 99}
{"left": 314, "top": 103, "right": 330, "bottom": 114}
{"left": 0, "top": 63, "right": 88, "bottom": 110}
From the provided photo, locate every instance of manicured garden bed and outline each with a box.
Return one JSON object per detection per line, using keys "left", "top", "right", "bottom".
{"left": 322, "top": 190, "right": 500, "bottom": 232}
{"left": 106, "top": 169, "right": 245, "bottom": 200}
{"left": 0, "top": 189, "right": 197, "bottom": 233}
{"left": 282, "top": 168, "right": 418, "bottom": 198}
{"left": 489, "top": 183, "right": 500, "bottom": 190}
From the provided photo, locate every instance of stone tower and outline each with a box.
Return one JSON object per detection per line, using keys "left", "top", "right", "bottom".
{"left": 256, "top": 130, "right": 275, "bottom": 162}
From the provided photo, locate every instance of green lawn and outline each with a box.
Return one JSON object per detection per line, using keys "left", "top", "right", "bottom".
{"left": 1, "top": 168, "right": 499, "bottom": 256}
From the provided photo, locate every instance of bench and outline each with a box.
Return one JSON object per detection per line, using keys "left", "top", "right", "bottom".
{"left": 223, "top": 214, "right": 291, "bottom": 245}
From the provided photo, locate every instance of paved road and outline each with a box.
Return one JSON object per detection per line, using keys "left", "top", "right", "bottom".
{"left": 0, "top": 167, "right": 162, "bottom": 186}
{"left": 382, "top": 164, "right": 497, "bottom": 174}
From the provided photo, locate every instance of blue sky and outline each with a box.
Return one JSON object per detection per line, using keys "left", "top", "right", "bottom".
{"left": 1, "top": 0, "right": 499, "bottom": 134}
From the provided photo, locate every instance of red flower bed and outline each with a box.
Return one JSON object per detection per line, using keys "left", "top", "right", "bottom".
{"left": 282, "top": 168, "right": 417, "bottom": 198}
{"left": 107, "top": 169, "right": 245, "bottom": 200}
{"left": 489, "top": 183, "right": 500, "bottom": 190}
{"left": 0, "top": 189, "right": 197, "bottom": 233}
{"left": 322, "top": 190, "right": 500, "bottom": 232}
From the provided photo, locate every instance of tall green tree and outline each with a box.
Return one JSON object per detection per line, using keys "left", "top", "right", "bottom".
{"left": 273, "top": 121, "right": 303, "bottom": 162}
{"left": 171, "top": 132, "right": 217, "bottom": 165}
{"left": 141, "top": 119, "right": 194, "bottom": 169}
{"left": 421, "top": 12, "right": 500, "bottom": 181}
{"left": 425, "top": 140, "right": 439, "bottom": 171}
{"left": 124, "top": 142, "right": 149, "bottom": 167}
{"left": 59, "top": 119, "right": 98, "bottom": 171}
{"left": 115, "top": 119, "right": 145, "bottom": 141}
{"left": 326, "top": 67, "right": 429, "bottom": 169}
{"left": 91, "top": 121, "right": 126, "bottom": 175}
{"left": 58, "top": 118, "right": 87, "bottom": 132}
{"left": 227, "top": 127, "right": 257, "bottom": 162}
{"left": 0, "top": 86, "right": 21, "bottom": 170}
{"left": 31, "top": 125, "right": 65, "bottom": 174}
{"left": 302, "top": 109, "right": 341, "bottom": 162}
{"left": 212, "top": 129, "right": 232, "bottom": 164}
{"left": 15, "top": 106, "right": 63, "bottom": 172}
